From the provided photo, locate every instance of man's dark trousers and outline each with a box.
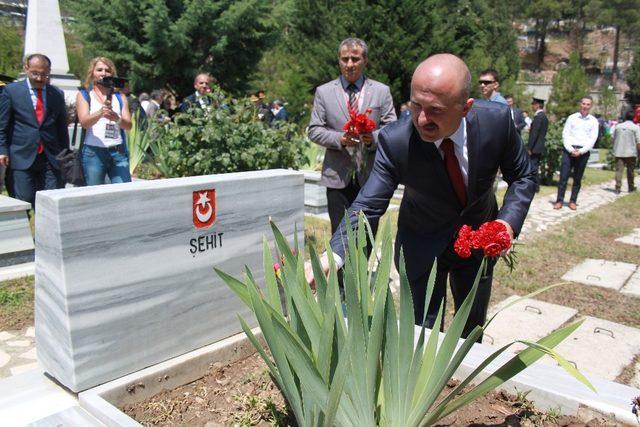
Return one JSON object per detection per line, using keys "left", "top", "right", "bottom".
{"left": 11, "top": 152, "right": 62, "bottom": 208}
{"left": 529, "top": 154, "right": 541, "bottom": 192}
{"left": 556, "top": 150, "right": 590, "bottom": 203}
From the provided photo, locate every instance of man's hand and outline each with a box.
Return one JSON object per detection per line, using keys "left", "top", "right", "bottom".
{"left": 495, "top": 219, "right": 514, "bottom": 256}
{"left": 360, "top": 133, "right": 373, "bottom": 146}
{"left": 304, "top": 253, "right": 331, "bottom": 290}
{"left": 527, "top": 149, "right": 532, "bottom": 156}
{"left": 341, "top": 132, "right": 359, "bottom": 147}
{"left": 570, "top": 149, "right": 581, "bottom": 157}
{"left": 0, "top": 155, "right": 8, "bottom": 167}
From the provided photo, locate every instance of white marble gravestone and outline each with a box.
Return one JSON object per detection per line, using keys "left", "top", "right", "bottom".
{"left": 34, "top": 170, "right": 304, "bottom": 392}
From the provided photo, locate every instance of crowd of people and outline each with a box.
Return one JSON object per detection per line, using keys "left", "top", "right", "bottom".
{"left": 0, "top": 54, "right": 291, "bottom": 203}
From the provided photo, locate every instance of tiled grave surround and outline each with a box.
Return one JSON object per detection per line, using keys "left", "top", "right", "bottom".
{"left": 35, "top": 170, "right": 304, "bottom": 392}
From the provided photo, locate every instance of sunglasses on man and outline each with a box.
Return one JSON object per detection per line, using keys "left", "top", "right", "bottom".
{"left": 478, "top": 80, "right": 496, "bottom": 85}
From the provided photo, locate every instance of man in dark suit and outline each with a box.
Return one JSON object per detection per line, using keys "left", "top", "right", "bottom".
{"left": 527, "top": 98, "right": 549, "bottom": 192}
{"left": 179, "top": 73, "right": 213, "bottom": 112}
{"left": 307, "top": 54, "right": 535, "bottom": 339}
{"left": 308, "top": 37, "right": 396, "bottom": 235}
{"left": 505, "top": 95, "right": 526, "bottom": 134}
{"left": 0, "top": 54, "right": 68, "bottom": 207}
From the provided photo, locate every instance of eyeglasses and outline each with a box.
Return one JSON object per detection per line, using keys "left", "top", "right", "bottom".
{"left": 27, "top": 71, "right": 50, "bottom": 79}
{"left": 478, "top": 80, "right": 496, "bottom": 86}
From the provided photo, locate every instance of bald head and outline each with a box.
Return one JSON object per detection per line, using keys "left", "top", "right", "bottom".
{"left": 412, "top": 54, "right": 471, "bottom": 106}
{"left": 409, "top": 54, "right": 474, "bottom": 142}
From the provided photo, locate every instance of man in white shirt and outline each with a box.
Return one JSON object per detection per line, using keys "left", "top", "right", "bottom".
{"left": 554, "top": 96, "right": 599, "bottom": 210}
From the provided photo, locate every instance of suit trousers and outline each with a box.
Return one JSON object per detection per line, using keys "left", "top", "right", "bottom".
{"left": 11, "top": 153, "right": 63, "bottom": 209}
{"left": 528, "top": 153, "right": 541, "bottom": 192}
{"left": 397, "top": 227, "right": 495, "bottom": 342}
{"left": 615, "top": 157, "right": 636, "bottom": 192}
{"left": 327, "top": 180, "right": 363, "bottom": 234}
{"left": 556, "top": 150, "right": 590, "bottom": 204}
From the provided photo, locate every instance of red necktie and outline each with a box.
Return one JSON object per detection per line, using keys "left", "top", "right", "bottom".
{"left": 35, "top": 89, "right": 44, "bottom": 154}
{"left": 441, "top": 138, "right": 467, "bottom": 207}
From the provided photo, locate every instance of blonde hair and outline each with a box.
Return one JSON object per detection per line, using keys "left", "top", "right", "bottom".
{"left": 84, "top": 57, "right": 118, "bottom": 88}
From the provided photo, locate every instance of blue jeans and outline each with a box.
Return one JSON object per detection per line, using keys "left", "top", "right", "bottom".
{"left": 82, "top": 144, "right": 131, "bottom": 186}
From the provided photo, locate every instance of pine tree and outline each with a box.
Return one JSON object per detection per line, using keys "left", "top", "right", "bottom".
{"left": 626, "top": 47, "right": 640, "bottom": 104}
{"left": 70, "top": 0, "right": 277, "bottom": 96}
{"left": 549, "top": 52, "right": 590, "bottom": 119}
{"left": 0, "top": 18, "right": 22, "bottom": 77}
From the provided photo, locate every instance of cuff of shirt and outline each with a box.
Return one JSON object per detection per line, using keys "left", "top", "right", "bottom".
{"left": 330, "top": 252, "right": 345, "bottom": 270}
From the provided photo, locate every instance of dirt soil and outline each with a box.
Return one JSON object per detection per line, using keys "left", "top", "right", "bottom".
{"left": 122, "top": 352, "right": 614, "bottom": 427}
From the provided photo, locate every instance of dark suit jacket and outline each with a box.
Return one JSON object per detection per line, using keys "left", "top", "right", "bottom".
{"left": 527, "top": 110, "right": 549, "bottom": 155}
{"left": 330, "top": 100, "right": 535, "bottom": 280}
{"left": 179, "top": 93, "right": 211, "bottom": 113}
{"left": 511, "top": 107, "right": 526, "bottom": 133}
{"left": 0, "top": 80, "right": 69, "bottom": 170}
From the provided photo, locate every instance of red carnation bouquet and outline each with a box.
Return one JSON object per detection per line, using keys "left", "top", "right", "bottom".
{"left": 343, "top": 108, "right": 376, "bottom": 135}
{"left": 454, "top": 221, "right": 516, "bottom": 270}
{"left": 343, "top": 108, "right": 376, "bottom": 177}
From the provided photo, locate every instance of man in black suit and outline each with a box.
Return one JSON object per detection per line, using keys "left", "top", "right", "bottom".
{"left": 179, "top": 73, "right": 213, "bottom": 112}
{"left": 0, "top": 54, "right": 68, "bottom": 206}
{"left": 505, "top": 95, "right": 526, "bottom": 135}
{"left": 527, "top": 98, "right": 549, "bottom": 192}
{"left": 307, "top": 54, "right": 535, "bottom": 338}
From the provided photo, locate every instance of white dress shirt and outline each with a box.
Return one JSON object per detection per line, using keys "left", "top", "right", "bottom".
{"left": 562, "top": 112, "right": 599, "bottom": 155}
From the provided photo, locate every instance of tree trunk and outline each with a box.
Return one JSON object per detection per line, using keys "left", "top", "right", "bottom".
{"left": 612, "top": 25, "right": 621, "bottom": 81}
{"left": 536, "top": 23, "right": 548, "bottom": 72}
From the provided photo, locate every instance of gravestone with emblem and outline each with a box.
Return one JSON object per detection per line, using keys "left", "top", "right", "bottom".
{"left": 34, "top": 170, "right": 304, "bottom": 392}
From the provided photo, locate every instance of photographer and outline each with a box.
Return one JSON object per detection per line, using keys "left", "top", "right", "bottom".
{"left": 76, "top": 56, "right": 132, "bottom": 185}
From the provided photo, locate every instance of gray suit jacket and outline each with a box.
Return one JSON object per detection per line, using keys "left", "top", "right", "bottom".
{"left": 308, "top": 77, "right": 396, "bottom": 189}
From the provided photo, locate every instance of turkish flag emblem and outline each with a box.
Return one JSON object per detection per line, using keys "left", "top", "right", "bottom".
{"left": 193, "top": 189, "right": 216, "bottom": 229}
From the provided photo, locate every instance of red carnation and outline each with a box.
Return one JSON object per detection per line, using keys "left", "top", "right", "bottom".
{"left": 454, "top": 221, "right": 512, "bottom": 259}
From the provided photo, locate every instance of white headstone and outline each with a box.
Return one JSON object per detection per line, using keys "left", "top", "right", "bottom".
{"left": 35, "top": 170, "right": 304, "bottom": 392}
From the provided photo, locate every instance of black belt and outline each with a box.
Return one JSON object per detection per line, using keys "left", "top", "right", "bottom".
{"left": 107, "top": 144, "right": 126, "bottom": 153}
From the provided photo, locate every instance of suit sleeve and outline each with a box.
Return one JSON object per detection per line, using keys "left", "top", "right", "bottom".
{"left": 0, "top": 90, "right": 12, "bottom": 156}
{"left": 515, "top": 109, "right": 526, "bottom": 132}
{"left": 369, "top": 86, "right": 397, "bottom": 151}
{"left": 307, "top": 87, "right": 343, "bottom": 151}
{"left": 330, "top": 130, "right": 399, "bottom": 259}
{"left": 496, "top": 111, "right": 536, "bottom": 236}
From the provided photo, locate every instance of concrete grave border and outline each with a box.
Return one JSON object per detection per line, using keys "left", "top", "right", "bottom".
{"left": 78, "top": 326, "right": 640, "bottom": 426}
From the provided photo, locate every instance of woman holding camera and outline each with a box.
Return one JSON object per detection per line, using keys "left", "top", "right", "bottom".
{"left": 76, "top": 57, "right": 132, "bottom": 185}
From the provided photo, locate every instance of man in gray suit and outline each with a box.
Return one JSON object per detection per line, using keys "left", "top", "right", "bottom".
{"left": 308, "top": 38, "right": 396, "bottom": 233}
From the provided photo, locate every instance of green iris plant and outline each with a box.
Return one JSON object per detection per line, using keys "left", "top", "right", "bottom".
{"left": 216, "top": 214, "right": 595, "bottom": 426}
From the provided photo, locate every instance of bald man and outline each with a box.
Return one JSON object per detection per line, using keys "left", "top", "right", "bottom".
{"left": 308, "top": 54, "right": 535, "bottom": 339}
{"left": 179, "top": 73, "right": 213, "bottom": 112}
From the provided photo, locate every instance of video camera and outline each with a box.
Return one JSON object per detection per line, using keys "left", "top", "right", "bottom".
{"left": 96, "top": 76, "right": 128, "bottom": 89}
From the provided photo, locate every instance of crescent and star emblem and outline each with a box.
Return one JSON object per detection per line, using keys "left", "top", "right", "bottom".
{"left": 195, "top": 191, "right": 213, "bottom": 223}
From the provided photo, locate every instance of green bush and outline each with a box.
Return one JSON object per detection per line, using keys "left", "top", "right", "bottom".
{"left": 539, "top": 119, "right": 566, "bottom": 185}
{"left": 148, "top": 88, "right": 308, "bottom": 177}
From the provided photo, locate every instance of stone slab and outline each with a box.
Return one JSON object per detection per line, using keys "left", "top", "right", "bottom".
{"left": 616, "top": 228, "right": 640, "bottom": 247}
{"left": 0, "top": 369, "right": 82, "bottom": 425}
{"left": 26, "top": 326, "right": 35, "bottom": 337}
{"left": 7, "top": 339, "right": 30, "bottom": 347}
{"left": 483, "top": 296, "right": 578, "bottom": 350}
{"left": 561, "top": 258, "right": 637, "bottom": 290}
{"left": 0, "top": 210, "right": 34, "bottom": 257}
{"left": 621, "top": 269, "right": 640, "bottom": 298}
{"left": 549, "top": 316, "right": 640, "bottom": 381}
{"left": 0, "top": 195, "right": 31, "bottom": 213}
{"left": 0, "top": 350, "right": 9, "bottom": 368}
{"left": 0, "top": 262, "right": 35, "bottom": 282}
{"left": 10, "top": 362, "right": 39, "bottom": 375}
{"left": 0, "top": 331, "right": 15, "bottom": 340}
{"left": 20, "top": 347, "right": 37, "bottom": 360}
{"left": 35, "top": 170, "right": 304, "bottom": 392}
{"left": 30, "top": 406, "right": 103, "bottom": 427}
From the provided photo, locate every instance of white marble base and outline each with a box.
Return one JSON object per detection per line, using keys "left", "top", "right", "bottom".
{"left": 35, "top": 170, "right": 304, "bottom": 392}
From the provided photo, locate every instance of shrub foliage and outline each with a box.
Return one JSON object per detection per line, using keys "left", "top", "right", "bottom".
{"left": 148, "top": 89, "right": 307, "bottom": 178}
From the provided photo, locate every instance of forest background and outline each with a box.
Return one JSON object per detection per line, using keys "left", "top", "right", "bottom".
{"left": 2, "top": 0, "right": 640, "bottom": 124}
